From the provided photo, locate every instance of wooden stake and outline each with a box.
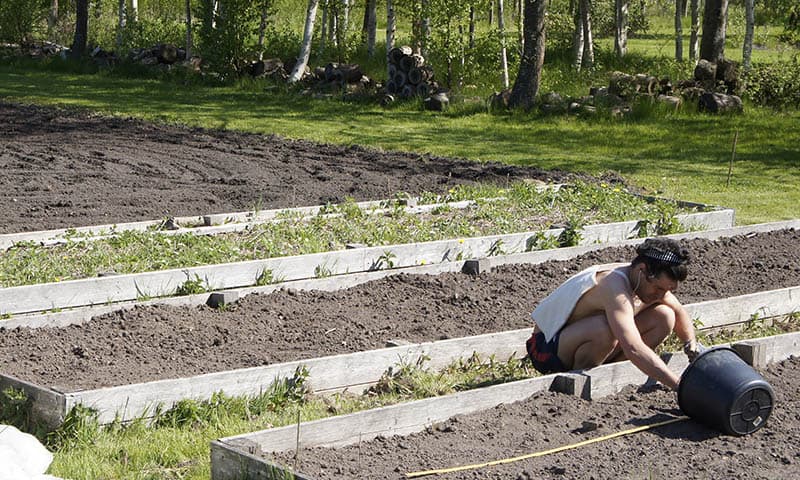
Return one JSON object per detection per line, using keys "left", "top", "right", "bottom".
{"left": 293, "top": 409, "right": 301, "bottom": 471}
{"left": 727, "top": 129, "right": 739, "bottom": 188}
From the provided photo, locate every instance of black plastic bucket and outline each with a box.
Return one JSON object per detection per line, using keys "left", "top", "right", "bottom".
{"left": 678, "top": 347, "right": 774, "bottom": 436}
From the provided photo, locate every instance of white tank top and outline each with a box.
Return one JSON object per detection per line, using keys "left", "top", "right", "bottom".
{"left": 531, "top": 263, "right": 630, "bottom": 341}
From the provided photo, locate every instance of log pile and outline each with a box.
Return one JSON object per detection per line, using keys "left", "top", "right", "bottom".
{"left": 384, "top": 45, "right": 444, "bottom": 109}
{"left": 128, "top": 43, "right": 188, "bottom": 66}
{"left": 528, "top": 62, "right": 743, "bottom": 117}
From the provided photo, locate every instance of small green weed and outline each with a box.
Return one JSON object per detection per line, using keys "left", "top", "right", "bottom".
{"left": 175, "top": 274, "right": 209, "bottom": 296}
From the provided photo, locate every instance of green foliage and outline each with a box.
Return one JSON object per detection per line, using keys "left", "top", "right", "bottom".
{"left": 153, "top": 367, "right": 310, "bottom": 428}
{"left": 175, "top": 274, "right": 209, "bottom": 295}
{"left": 0, "top": 0, "right": 48, "bottom": 45}
{"left": 115, "top": 18, "right": 187, "bottom": 54}
{"left": 744, "top": 59, "right": 800, "bottom": 108}
{"left": 196, "top": 0, "right": 266, "bottom": 74}
{"left": 47, "top": 405, "right": 101, "bottom": 450}
{"left": 0, "top": 387, "right": 32, "bottom": 430}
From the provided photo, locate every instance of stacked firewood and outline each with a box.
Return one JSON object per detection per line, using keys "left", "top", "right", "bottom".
{"left": 385, "top": 46, "right": 437, "bottom": 99}
{"left": 128, "top": 43, "right": 187, "bottom": 66}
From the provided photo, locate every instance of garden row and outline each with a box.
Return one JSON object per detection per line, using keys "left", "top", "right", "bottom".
{"left": 1, "top": 220, "right": 797, "bottom": 432}
{"left": 0, "top": 183, "right": 732, "bottom": 318}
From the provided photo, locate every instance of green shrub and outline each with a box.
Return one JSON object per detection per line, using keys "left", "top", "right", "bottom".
{"left": 744, "top": 58, "right": 800, "bottom": 108}
{"left": 0, "top": 0, "right": 48, "bottom": 45}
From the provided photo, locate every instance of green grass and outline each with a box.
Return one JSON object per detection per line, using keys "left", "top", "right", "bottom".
{"left": 0, "top": 182, "right": 690, "bottom": 288}
{"left": 1, "top": 59, "right": 798, "bottom": 225}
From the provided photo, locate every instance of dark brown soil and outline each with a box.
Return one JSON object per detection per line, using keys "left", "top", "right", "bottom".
{"left": 269, "top": 356, "right": 799, "bottom": 480}
{"left": 2, "top": 101, "right": 798, "bottom": 479}
{"left": 0, "top": 101, "right": 583, "bottom": 235}
{"left": 0, "top": 229, "right": 798, "bottom": 392}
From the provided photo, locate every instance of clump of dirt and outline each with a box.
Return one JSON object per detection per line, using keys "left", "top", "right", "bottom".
{"left": 267, "top": 356, "right": 798, "bottom": 479}
{"left": 0, "top": 101, "right": 592, "bottom": 234}
{"left": 0, "top": 229, "right": 798, "bottom": 391}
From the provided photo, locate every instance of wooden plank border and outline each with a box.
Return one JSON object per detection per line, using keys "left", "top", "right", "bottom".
{"left": 0, "top": 209, "right": 734, "bottom": 316}
{"left": 7, "top": 216, "right": 798, "bottom": 332}
{"left": 209, "top": 330, "right": 800, "bottom": 480}
{"left": 3, "top": 286, "right": 796, "bottom": 427}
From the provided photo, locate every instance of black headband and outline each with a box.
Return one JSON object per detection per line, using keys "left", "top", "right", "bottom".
{"left": 643, "top": 248, "right": 684, "bottom": 265}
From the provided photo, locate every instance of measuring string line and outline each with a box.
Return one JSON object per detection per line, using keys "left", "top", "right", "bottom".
{"left": 405, "top": 416, "right": 689, "bottom": 478}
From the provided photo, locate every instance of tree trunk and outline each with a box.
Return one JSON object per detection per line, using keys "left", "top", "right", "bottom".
{"left": 186, "top": 0, "right": 193, "bottom": 59}
{"left": 257, "top": 1, "right": 271, "bottom": 59}
{"left": 675, "top": 0, "right": 683, "bottom": 61}
{"left": 614, "top": 0, "right": 628, "bottom": 57}
{"left": 131, "top": 0, "right": 138, "bottom": 22}
{"left": 117, "top": 0, "right": 126, "bottom": 49}
{"left": 469, "top": 7, "right": 476, "bottom": 49}
{"left": 421, "top": 0, "right": 431, "bottom": 58}
{"left": 573, "top": 0, "right": 584, "bottom": 70}
{"left": 581, "top": 0, "right": 594, "bottom": 67}
{"left": 320, "top": 1, "right": 328, "bottom": 53}
{"left": 48, "top": 0, "right": 59, "bottom": 40}
{"left": 363, "top": 0, "right": 377, "bottom": 57}
{"left": 71, "top": 0, "right": 89, "bottom": 58}
{"left": 689, "top": 0, "right": 699, "bottom": 61}
{"left": 742, "top": 0, "right": 754, "bottom": 71}
{"left": 289, "top": 0, "right": 320, "bottom": 83}
{"left": 498, "top": 0, "right": 509, "bottom": 88}
{"left": 517, "top": 0, "right": 524, "bottom": 55}
{"left": 386, "top": 0, "right": 396, "bottom": 58}
{"left": 509, "top": 0, "right": 546, "bottom": 110}
{"left": 700, "top": 0, "right": 728, "bottom": 63}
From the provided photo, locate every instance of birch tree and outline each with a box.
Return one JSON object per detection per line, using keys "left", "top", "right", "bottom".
{"left": 689, "top": 0, "right": 699, "bottom": 60}
{"left": 614, "top": 0, "right": 628, "bottom": 57}
{"left": 47, "top": 0, "right": 58, "bottom": 39}
{"left": 498, "top": 0, "right": 509, "bottom": 88}
{"left": 573, "top": 0, "right": 593, "bottom": 70}
{"left": 289, "top": 0, "right": 320, "bottom": 83}
{"left": 387, "top": 0, "right": 396, "bottom": 56}
{"left": 509, "top": 0, "right": 546, "bottom": 110}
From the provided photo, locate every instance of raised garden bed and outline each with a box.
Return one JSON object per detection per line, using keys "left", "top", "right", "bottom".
{"left": 1, "top": 225, "right": 798, "bottom": 428}
{"left": 210, "top": 332, "right": 800, "bottom": 479}
{"left": 0, "top": 198, "right": 733, "bottom": 315}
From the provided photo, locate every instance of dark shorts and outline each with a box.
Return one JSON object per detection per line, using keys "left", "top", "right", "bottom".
{"left": 526, "top": 330, "right": 567, "bottom": 374}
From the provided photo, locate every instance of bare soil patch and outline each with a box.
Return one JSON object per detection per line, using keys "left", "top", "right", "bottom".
{"left": 0, "top": 229, "right": 798, "bottom": 392}
{"left": 269, "top": 356, "right": 799, "bottom": 479}
{"left": 0, "top": 101, "right": 582, "bottom": 234}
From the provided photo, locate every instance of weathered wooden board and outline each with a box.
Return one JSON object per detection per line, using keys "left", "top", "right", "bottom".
{"left": 209, "top": 331, "right": 800, "bottom": 480}
{"left": 5, "top": 286, "right": 796, "bottom": 428}
{"left": 0, "top": 210, "right": 734, "bottom": 316}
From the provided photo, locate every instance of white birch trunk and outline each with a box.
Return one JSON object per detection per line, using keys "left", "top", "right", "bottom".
{"left": 130, "top": 0, "right": 138, "bottom": 22}
{"left": 421, "top": 0, "right": 431, "bottom": 58}
{"left": 742, "top": 0, "right": 754, "bottom": 71}
{"left": 342, "top": 0, "right": 349, "bottom": 40}
{"left": 614, "top": 0, "right": 628, "bottom": 57}
{"left": 289, "top": 0, "right": 320, "bottom": 83}
{"left": 320, "top": 1, "right": 328, "bottom": 53}
{"left": 573, "top": 2, "right": 584, "bottom": 71}
{"left": 498, "top": 0, "right": 509, "bottom": 88}
{"left": 689, "top": 0, "right": 699, "bottom": 60}
{"left": 675, "top": 0, "right": 683, "bottom": 61}
{"left": 386, "top": 0, "right": 396, "bottom": 58}
{"left": 581, "top": 0, "right": 594, "bottom": 67}
{"left": 117, "top": 0, "right": 126, "bottom": 48}
{"left": 469, "top": 7, "right": 476, "bottom": 49}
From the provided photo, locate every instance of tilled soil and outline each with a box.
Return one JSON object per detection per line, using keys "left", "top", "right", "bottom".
{"left": 0, "top": 101, "right": 584, "bottom": 234}
{"left": 0, "top": 229, "right": 798, "bottom": 391}
{"left": 269, "top": 356, "right": 799, "bottom": 480}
